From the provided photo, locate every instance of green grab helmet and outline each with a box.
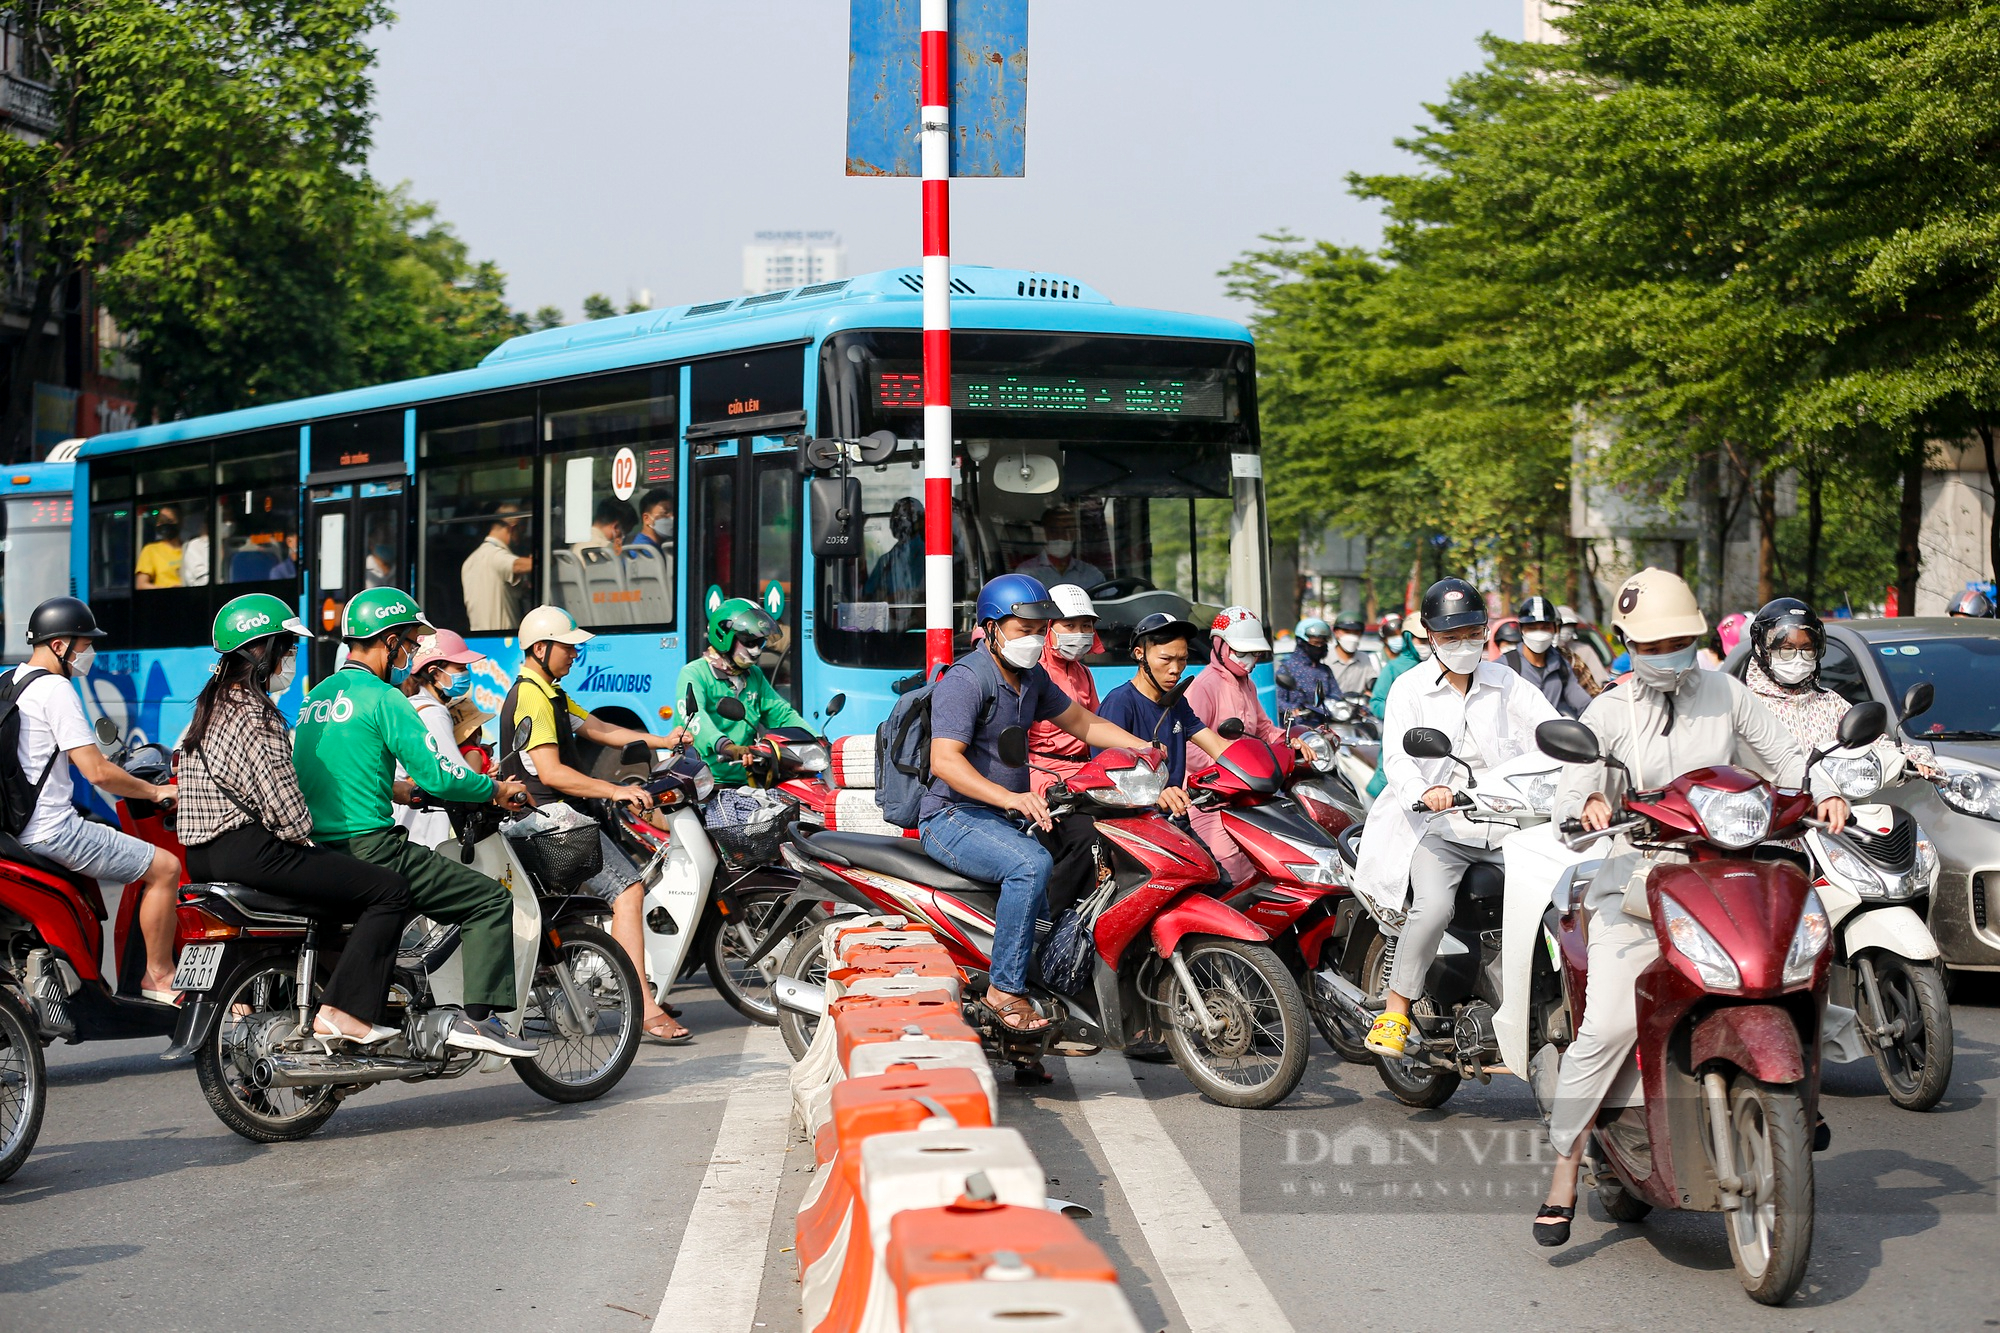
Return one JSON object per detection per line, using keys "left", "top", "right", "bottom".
{"left": 213, "top": 593, "right": 308, "bottom": 654}
{"left": 341, "top": 588, "right": 432, "bottom": 642}
{"left": 707, "top": 596, "right": 778, "bottom": 655}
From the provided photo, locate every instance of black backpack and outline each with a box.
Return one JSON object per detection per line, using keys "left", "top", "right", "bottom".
{"left": 0, "top": 668, "right": 60, "bottom": 837}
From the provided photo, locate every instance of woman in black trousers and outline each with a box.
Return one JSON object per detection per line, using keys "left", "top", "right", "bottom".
{"left": 178, "top": 594, "right": 411, "bottom": 1044}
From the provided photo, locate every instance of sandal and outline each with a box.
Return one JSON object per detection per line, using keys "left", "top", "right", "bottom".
{"left": 644, "top": 1014, "right": 693, "bottom": 1045}
{"left": 141, "top": 988, "right": 183, "bottom": 1007}
{"left": 1533, "top": 1203, "right": 1575, "bottom": 1248}
{"left": 986, "top": 992, "right": 1051, "bottom": 1033}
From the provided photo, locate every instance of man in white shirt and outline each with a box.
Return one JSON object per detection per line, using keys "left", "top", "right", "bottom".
{"left": 460, "top": 503, "right": 533, "bottom": 633}
{"left": 7, "top": 598, "right": 183, "bottom": 1000}
{"left": 1354, "top": 578, "right": 1559, "bottom": 1058}
{"left": 1012, "top": 504, "right": 1106, "bottom": 590}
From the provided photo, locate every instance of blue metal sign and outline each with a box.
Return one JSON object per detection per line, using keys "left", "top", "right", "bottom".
{"left": 846, "top": 0, "right": 1028, "bottom": 178}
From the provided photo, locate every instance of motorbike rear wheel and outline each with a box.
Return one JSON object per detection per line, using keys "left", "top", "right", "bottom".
{"left": 0, "top": 986, "right": 47, "bottom": 1182}
{"left": 775, "top": 926, "right": 828, "bottom": 1062}
{"left": 1358, "top": 934, "right": 1461, "bottom": 1108}
{"left": 704, "top": 889, "right": 794, "bottom": 1025}
{"left": 1305, "top": 969, "right": 1375, "bottom": 1064}
{"left": 1160, "top": 938, "right": 1308, "bottom": 1109}
{"left": 1861, "top": 953, "right": 1953, "bottom": 1112}
{"left": 194, "top": 957, "right": 340, "bottom": 1143}
{"left": 515, "top": 922, "right": 642, "bottom": 1103}
{"left": 1715, "top": 1075, "right": 1815, "bottom": 1305}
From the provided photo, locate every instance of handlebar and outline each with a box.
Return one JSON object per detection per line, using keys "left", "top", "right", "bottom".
{"left": 1410, "top": 791, "right": 1476, "bottom": 813}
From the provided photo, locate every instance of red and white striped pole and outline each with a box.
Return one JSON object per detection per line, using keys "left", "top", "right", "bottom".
{"left": 921, "top": 0, "right": 954, "bottom": 675}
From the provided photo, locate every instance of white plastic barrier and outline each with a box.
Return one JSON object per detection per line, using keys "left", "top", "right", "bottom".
{"left": 904, "top": 1279, "right": 1145, "bottom": 1333}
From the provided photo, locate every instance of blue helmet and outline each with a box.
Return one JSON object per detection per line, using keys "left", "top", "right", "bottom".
{"left": 976, "top": 572, "right": 1062, "bottom": 625}
{"left": 1295, "top": 617, "right": 1331, "bottom": 640}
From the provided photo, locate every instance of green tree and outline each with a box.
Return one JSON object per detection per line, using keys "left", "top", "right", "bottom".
{"left": 581, "top": 292, "right": 617, "bottom": 322}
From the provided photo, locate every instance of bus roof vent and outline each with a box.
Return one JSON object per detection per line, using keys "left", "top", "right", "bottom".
{"left": 1016, "top": 275, "right": 1084, "bottom": 300}
{"left": 739, "top": 289, "right": 791, "bottom": 307}
{"left": 686, "top": 300, "right": 735, "bottom": 316}
{"left": 795, "top": 280, "right": 851, "bottom": 298}
{"left": 897, "top": 273, "right": 975, "bottom": 295}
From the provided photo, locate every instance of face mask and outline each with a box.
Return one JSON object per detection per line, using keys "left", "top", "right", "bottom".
{"left": 1054, "top": 632, "right": 1093, "bottom": 661}
{"left": 441, "top": 667, "right": 474, "bottom": 700}
{"left": 999, "top": 632, "right": 1045, "bottom": 669}
{"left": 1043, "top": 539, "right": 1073, "bottom": 562}
{"left": 1412, "top": 639, "right": 1433, "bottom": 661}
{"left": 155, "top": 524, "right": 179, "bottom": 542}
{"left": 651, "top": 516, "right": 671, "bottom": 539}
{"left": 1522, "top": 630, "right": 1556, "bottom": 654}
{"left": 266, "top": 653, "right": 296, "bottom": 698}
{"left": 1556, "top": 626, "right": 1576, "bottom": 648}
{"left": 1335, "top": 633, "right": 1360, "bottom": 654}
{"left": 1301, "top": 640, "right": 1328, "bottom": 662}
{"left": 1632, "top": 645, "right": 1700, "bottom": 692}
{"left": 1218, "top": 645, "right": 1251, "bottom": 678}
{"left": 1434, "top": 640, "right": 1483, "bottom": 675}
{"left": 67, "top": 644, "right": 96, "bottom": 678}
{"left": 1770, "top": 654, "right": 1817, "bottom": 686}
{"left": 386, "top": 637, "right": 414, "bottom": 687}
{"left": 730, "top": 640, "right": 761, "bottom": 670}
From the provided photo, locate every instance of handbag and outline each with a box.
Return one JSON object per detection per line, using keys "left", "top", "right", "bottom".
{"left": 1038, "top": 847, "right": 1115, "bottom": 995}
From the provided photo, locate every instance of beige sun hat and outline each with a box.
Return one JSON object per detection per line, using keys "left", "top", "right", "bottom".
{"left": 1610, "top": 567, "right": 1709, "bottom": 642}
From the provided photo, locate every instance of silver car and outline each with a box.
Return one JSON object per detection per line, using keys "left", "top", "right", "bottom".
{"left": 1731, "top": 617, "right": 2000, "bottom": 974}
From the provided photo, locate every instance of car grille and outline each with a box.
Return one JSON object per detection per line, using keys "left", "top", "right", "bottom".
{"left": 1849, "top": 817, "right": 1916, "bottom": 873}
{"left": 1976, "top": 872, "right": 1989, "bottom": 932}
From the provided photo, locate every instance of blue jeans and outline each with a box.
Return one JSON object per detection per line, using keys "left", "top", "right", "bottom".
{"left": 920, "top": 803, "right": 1053, "bottom": 996}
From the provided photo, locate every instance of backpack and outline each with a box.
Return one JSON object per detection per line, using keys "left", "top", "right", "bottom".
{"left": 0, "top": 668, "right": 59, "bottom": 837}
{"left": 874, "top": 653, "right": 998, "bottom": 829}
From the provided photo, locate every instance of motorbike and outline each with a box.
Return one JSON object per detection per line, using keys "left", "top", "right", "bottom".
{"left": 0, "top": 720, "right": 182, "bottom": 1180}
{"left": 1276, "top": 669, "right": 1380, "bottom": 800}
{"left": 167, "top": 721, "right": 643, "bottom": 1143}
{"left": 761, "top": 727, "right": 1311, "bottom": 1109}
{"left": 1495, "top": 709, "right": 1872, "bottom": 1306}
{"left": 1315, "top": 727, "right": 1563, "bottom": 1107}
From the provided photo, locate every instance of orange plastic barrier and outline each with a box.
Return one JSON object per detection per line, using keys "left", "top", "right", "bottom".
{"left": 831, "top": 999, "right": 979, "bottom": 1069}
{"left": 830, "top": 944, "right": 958, "bottom": 982}
{"left": 886, "top": 1195, "right": 1118, "bottom": 1323}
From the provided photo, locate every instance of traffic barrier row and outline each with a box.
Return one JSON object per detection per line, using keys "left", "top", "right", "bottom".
{"left": 787, "top": 914, "right": 1142, "bottom": 1333}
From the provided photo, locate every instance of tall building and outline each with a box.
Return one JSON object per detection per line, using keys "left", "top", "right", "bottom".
{"left": 742, "top": 231, "right": 845, "bottom": 295}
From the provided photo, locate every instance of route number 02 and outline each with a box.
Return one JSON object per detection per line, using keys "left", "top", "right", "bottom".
{"left": 611, "top": 447, "right": 638, "bottom": 501}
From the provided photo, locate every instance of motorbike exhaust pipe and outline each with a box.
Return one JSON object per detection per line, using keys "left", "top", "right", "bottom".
{"left": 253, "top": 1051, "right": 432, "bottom": 1089}
{"left": 773, "top": 975, "right": 827, "bottom": 1018}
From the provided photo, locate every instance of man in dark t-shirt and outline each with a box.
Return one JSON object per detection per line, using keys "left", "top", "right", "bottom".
{"left": 1095, "top": 613, "right": 1231, "bottom": 790}
{"left": 920, "top": 574, "right": 1162, "bottom": 1033}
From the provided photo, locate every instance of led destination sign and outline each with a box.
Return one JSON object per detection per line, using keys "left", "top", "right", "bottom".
{"left": 874, "top": 369, "right": 1228, "bottom": 419}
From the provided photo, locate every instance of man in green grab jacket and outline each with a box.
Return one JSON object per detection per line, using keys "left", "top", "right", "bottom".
{"left": 674, "top": 597, "right": 811, "bottom": 786}
{"left": 293, "top": 588, "right": 536, "bottom": 1058}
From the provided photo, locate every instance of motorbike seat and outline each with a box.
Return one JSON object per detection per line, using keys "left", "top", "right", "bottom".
{"left": 0, "top": 831, "right": 110, "bottom": 916}
{"left": 201, "top": 882, "right": 317, "bottom": 924}
{"left": 805, "top": 830, "right": 1000, "bottom": 904}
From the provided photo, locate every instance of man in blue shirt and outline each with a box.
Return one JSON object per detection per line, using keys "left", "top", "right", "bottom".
{"left": 922, "top": 574, "right": 1160, "bottom": 1033}
{"left": 1095, "top": 613, "right": 1230, "bottom": 790}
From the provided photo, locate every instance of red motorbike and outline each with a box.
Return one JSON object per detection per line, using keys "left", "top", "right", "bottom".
{"left": 1526, "top": 711, "right": 1864, "bottom": 1305}
{"left": 760, "top": 728, "right": 1311, "bottom": 1109}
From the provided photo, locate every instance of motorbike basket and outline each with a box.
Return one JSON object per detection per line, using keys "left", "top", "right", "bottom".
{"left": 509, "top": 821, "right": 604, "bottom": 890}
{"left": 703, "top": 789, "right": 795, "bottom": 869}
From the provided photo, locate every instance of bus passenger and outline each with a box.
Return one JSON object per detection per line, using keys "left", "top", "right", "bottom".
{"left": 1013, "top": 505, "right": 1105, "bottom": 590}
{"left": 632, "top": 489, "right": 675, "bottom": 552}
{"left": 861, "top": 497, "right": 924, "bottom": 606}
{"left": 134, "top": 506, "right": 186, "bottom": 589}
{"left": 574, "top": 498, "right": 636, "bottom": 558}
{"left": 461, "top": 502, "right": 533, "bottom": 633}
{"left": 676, "top": 597, "right": 810, "bottom": 787}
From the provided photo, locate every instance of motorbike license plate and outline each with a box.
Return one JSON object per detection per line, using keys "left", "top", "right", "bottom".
{"left": 171, "top": 943, "right": 226, "bottom": 993}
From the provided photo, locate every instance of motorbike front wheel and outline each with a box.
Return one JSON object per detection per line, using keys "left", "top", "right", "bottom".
{"left": 1714, "top": 1075, "right": 1815, "bottom": 1305}
{"left": 1160, "top": 938, "right": 1309, "bottom": 1109}
{"left": 1859, "top": 952, "right": 1953, "bottom": 1112}
{"left": 1358, "top": 934, "right": 1461, "bottom": 1109}
{"left": 0, "top": 986, "right": 47, "bottom": 1182}
{"left": 515, "top": 923, "right": 642, "bottom": 1103}
{"left": 194, "top": 957, "right": 340, "bottom": 1143}
{"left": 704, "top": 889, "right": 794, "bottom": 1025}
{"left": 775, "top": 926, "right": 828, "bottom": 1062}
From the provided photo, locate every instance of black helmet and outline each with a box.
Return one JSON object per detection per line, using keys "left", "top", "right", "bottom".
{"left": 1332, "top": 613, "right": 1365, "bottom": 634}
{"left": 1131, "top": 611, "right": 1199, "bottom": 650}
{"left": 1495, "top": 621, "right": 1523, "bottom": 645}
{"left": 1516, "top": 595, "right": 1558, "bottom": 626}
{"left": 1749, "top": 597, "right": 1823, "bottom": 679}
{"left": 1948, "top": 587, "right": 1995, "bottom": 618}
{"left": 1420, "top": 578, "right": 1487, "bottom": 634}
{"left": 27, "top": 596, "right": 106, "bottom": 647}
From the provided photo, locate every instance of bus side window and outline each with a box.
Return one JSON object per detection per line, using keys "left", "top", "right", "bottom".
{"left": 541, "top": 371, "right": 679, "bottom": 632}
{"left": 215, "top": 440, "right": 300, "bottom": 586}
{"left": 417, "top": 394, "right": 537, "bottom": 636}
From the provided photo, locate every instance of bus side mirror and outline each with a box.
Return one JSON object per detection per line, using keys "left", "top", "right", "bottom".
{"left": 810, "top": 476, "right": 863, "bottom": 559}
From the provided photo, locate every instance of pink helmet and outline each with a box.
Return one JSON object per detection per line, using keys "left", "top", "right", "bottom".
{"left": 1717, "top": 611, "right": 1750, "bottom": 656}
{"left": 411, "top": 627, "right": 485, "bottom": 673}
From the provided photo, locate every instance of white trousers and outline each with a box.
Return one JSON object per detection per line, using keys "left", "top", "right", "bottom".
{"left": 1546, "top": 910, "right": 1660, "bottom": 1158}
{"left": 1388, "top": 829, "right": 1505, "bottom": 1002}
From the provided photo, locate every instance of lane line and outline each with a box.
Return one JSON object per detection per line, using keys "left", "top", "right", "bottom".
{"left": 1068, "top": 1054, "right": 1297, "bottom": 1333}
{"left": 654, "top": 1024, "right": 793, "bottom": 1332}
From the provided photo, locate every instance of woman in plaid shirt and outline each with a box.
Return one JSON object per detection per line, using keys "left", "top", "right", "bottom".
{"left": 178, "top": 595, "right": 412, "bottom": 1046}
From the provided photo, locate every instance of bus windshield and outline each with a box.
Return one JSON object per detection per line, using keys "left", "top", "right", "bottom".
{"left": 2, "top": 492, "right": 74, "bottom": 664}
{"left": 816, "top": 330, "right": 1264, "bottom": 669}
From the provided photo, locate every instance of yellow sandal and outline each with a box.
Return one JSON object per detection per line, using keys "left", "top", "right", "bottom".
{"left": 1364, "top": 1011, "right": 1412, "bottom": 1058}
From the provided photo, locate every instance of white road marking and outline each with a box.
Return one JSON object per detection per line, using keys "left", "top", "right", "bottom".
{"left": 1068, "top": 1054, "right": 1297, "bottom": 1333}
{"left": 654, "top": 1024, "right": 794, "bottom": 1331}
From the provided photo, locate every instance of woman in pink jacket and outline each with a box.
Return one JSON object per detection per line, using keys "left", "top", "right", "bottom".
{"left": 1185, "top": 606, "right": 1294, "bottom": 885}
{"left": 1027, "top": 584, "right": 1103, "bottom": 795}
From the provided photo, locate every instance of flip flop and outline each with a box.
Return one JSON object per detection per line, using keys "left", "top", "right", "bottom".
{"left": 141, "top": 988, "right": 183, "bottom": 1007}
{"left": 644, "top": 1014, "right": 693, "bottom": 1045}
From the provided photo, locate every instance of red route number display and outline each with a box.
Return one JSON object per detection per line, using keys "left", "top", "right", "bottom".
{"left": 610, "top": 449, "right": 637, "bottom": 499}
{"left": 12, "top": 496, "right": 73, "bottom": 527}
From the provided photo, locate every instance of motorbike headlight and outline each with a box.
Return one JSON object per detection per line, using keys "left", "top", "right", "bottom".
{"left": 790, "top": 742, "right": 830, "bottom": 774}
{"left": 1102, "top": 761, "right": 1167, "bottom": 808}
{"left": 1913, "top": 831, "right": 1940, "bottom": 892}
{"left": 692, "top": 767, "right": 716, "bottom": 801}
{"left": 1818, "top": 752, "right": 1884, "bottom": 802}
{"left": 1297, "top": 731, "right": 1335, "bottom": 774}
{"left": 1477, "top": 792, "right": 1528, "bottom": 814}
{"left": 1937, "top": 761, "right": 2000, "bottom": 822}
{"left": 1660, "top": 895, "right": 1742, "bottom": 992}
{"left": 1687, "top": 784, "right": 1772, "bottom": 850}
{"left": 1813, "top": 831, "right": 1885, "bottom": 897}
{"left": 1782, "top": 889, "right": 1831, "bottom": 987}
{"left": 1331, "top": 699, "right": 1356, "bottom": 723}
{"left": 1505, "top": 768, "right": 1561, "bottom": 815}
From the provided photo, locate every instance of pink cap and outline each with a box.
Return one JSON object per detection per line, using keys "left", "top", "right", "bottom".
{"left": 412, "top": 627, "right": 485, "bottom": 672}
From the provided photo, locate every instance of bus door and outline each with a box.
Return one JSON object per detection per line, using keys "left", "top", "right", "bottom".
{"left": 688, "top": 436, "right": 801, "bottom": 705}
{"left": 305, "top": 477, "right": 408, "bottom": 681}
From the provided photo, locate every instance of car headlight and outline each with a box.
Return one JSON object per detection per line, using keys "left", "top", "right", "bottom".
{"left": 1818, "top": 752, "right": 1884, "bottom": 802}
{"left": 1813, "top": 830, "right": 1885, "bottom": 896}
{"left": 1937, "top": 761, "right": 2000, "bottom": 821}
{"left": 1913, "top": 830, "right": 1940, "bottom": 892}
{"left": 1506, "top": 769, "right": 1561, "bottom": 815}
{"left": 1103, "top": 762, "right": 1167, "bottom": 807}
{"left": 1782, "top": 889, "right": 1831, "bottom": 987}
{"left": 1297, "top": 730, "right": 1336, "bottom": 774}
{"left": 1660, "top": 895, "right": 1742, "bottom": 991}
{"left": 1687, "top": 784, "right": 1772, "bottom": 850}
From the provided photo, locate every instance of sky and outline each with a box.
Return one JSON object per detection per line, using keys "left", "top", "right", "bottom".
{"left": 367, "top": 1, "right": 1523, "bottom": 325}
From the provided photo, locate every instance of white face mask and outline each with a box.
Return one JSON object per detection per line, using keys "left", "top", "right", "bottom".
{"left": 1556, "top": 626, "right": 1576, "bottom": 647}
{"left": 1770, "top": 654, "right": 1817, "bottom": 686}
{"left": 650, "top": 516, "right": 671, "bottom": 539}
{"left": 1434, "top": 640, "right": 1483, "bottom": 675}
{"left": 1633, "top": 644, "right": 1700, "bottom": 692}
{"left": 1043, "top": 539, "right": 1073, "bottom": 562}
{"left": 67, "top": 644, "right": 96, "bottom": 678}
{"left": 1411, "top": 639, "right": 1433, "bottom": 661}
{"left": 1054, "top": 632, "right": 1093, "bottom": 661}
{"left": 267, "top": 653, "right": 297, "bottom": 698}
{"left": 1335, "top": 632, "right": 1361, "bottom": 654}
{"left": 999, "top": 632, "right": 1045, "bottom": 669}
{"left": 1522, "top": 630, "right": 1556, "bottom": 654}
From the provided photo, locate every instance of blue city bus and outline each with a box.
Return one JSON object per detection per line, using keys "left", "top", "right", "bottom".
{"left": 2, "top": 453, "right": 80, "bottom": 665}
{"left": 72, "top": 266, "right": 1268, "bottom": 755}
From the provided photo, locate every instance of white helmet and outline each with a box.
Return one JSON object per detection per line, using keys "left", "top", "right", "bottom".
{"left": 518, "top": 604, "right": 594, "bottom": 651}
{"left": 1047, "top": 584, "right": 1097, "bottom": 620}
{"left": 1610, "top": 568, "right": 1708, "bottom": 642}
{"left": 1209, "top": 605, "right": 1271, "bottom": 654}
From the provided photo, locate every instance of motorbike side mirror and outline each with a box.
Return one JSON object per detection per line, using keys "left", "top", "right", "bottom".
{"left": 511, "top": 718, "right": 534, "bottom": 754}
{"left": 1274, "top": 671, "right": 1298, "bottom": 692}
{"left": 715, "top": 695, "right": 748, "bottom": 723}
{"left": 1836, "top": 700, "right": 1888, "bottom": 752}
{"left": 1217, "top": 717, "right": 1246, "bottom": 741}
{"left": 824, "top": 692, "right": 846, "bottom": 720}
{"left": 1900, "top": 681, "right": 1934, "bottom": 723}
{"left": 1401, "top": 726, "right": 1454, "bottom": 759}
{"left": 620, "top": 740, "right": 651, "bottom": 764}
{"left": 997, "top": 726, "right": 1029, "bottom": 769}
{"left": 94, "top": 716, "right": 121, "bottom": 747}
{"left": 1536, "top": 718, "right": 1601, "bottom": 765}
